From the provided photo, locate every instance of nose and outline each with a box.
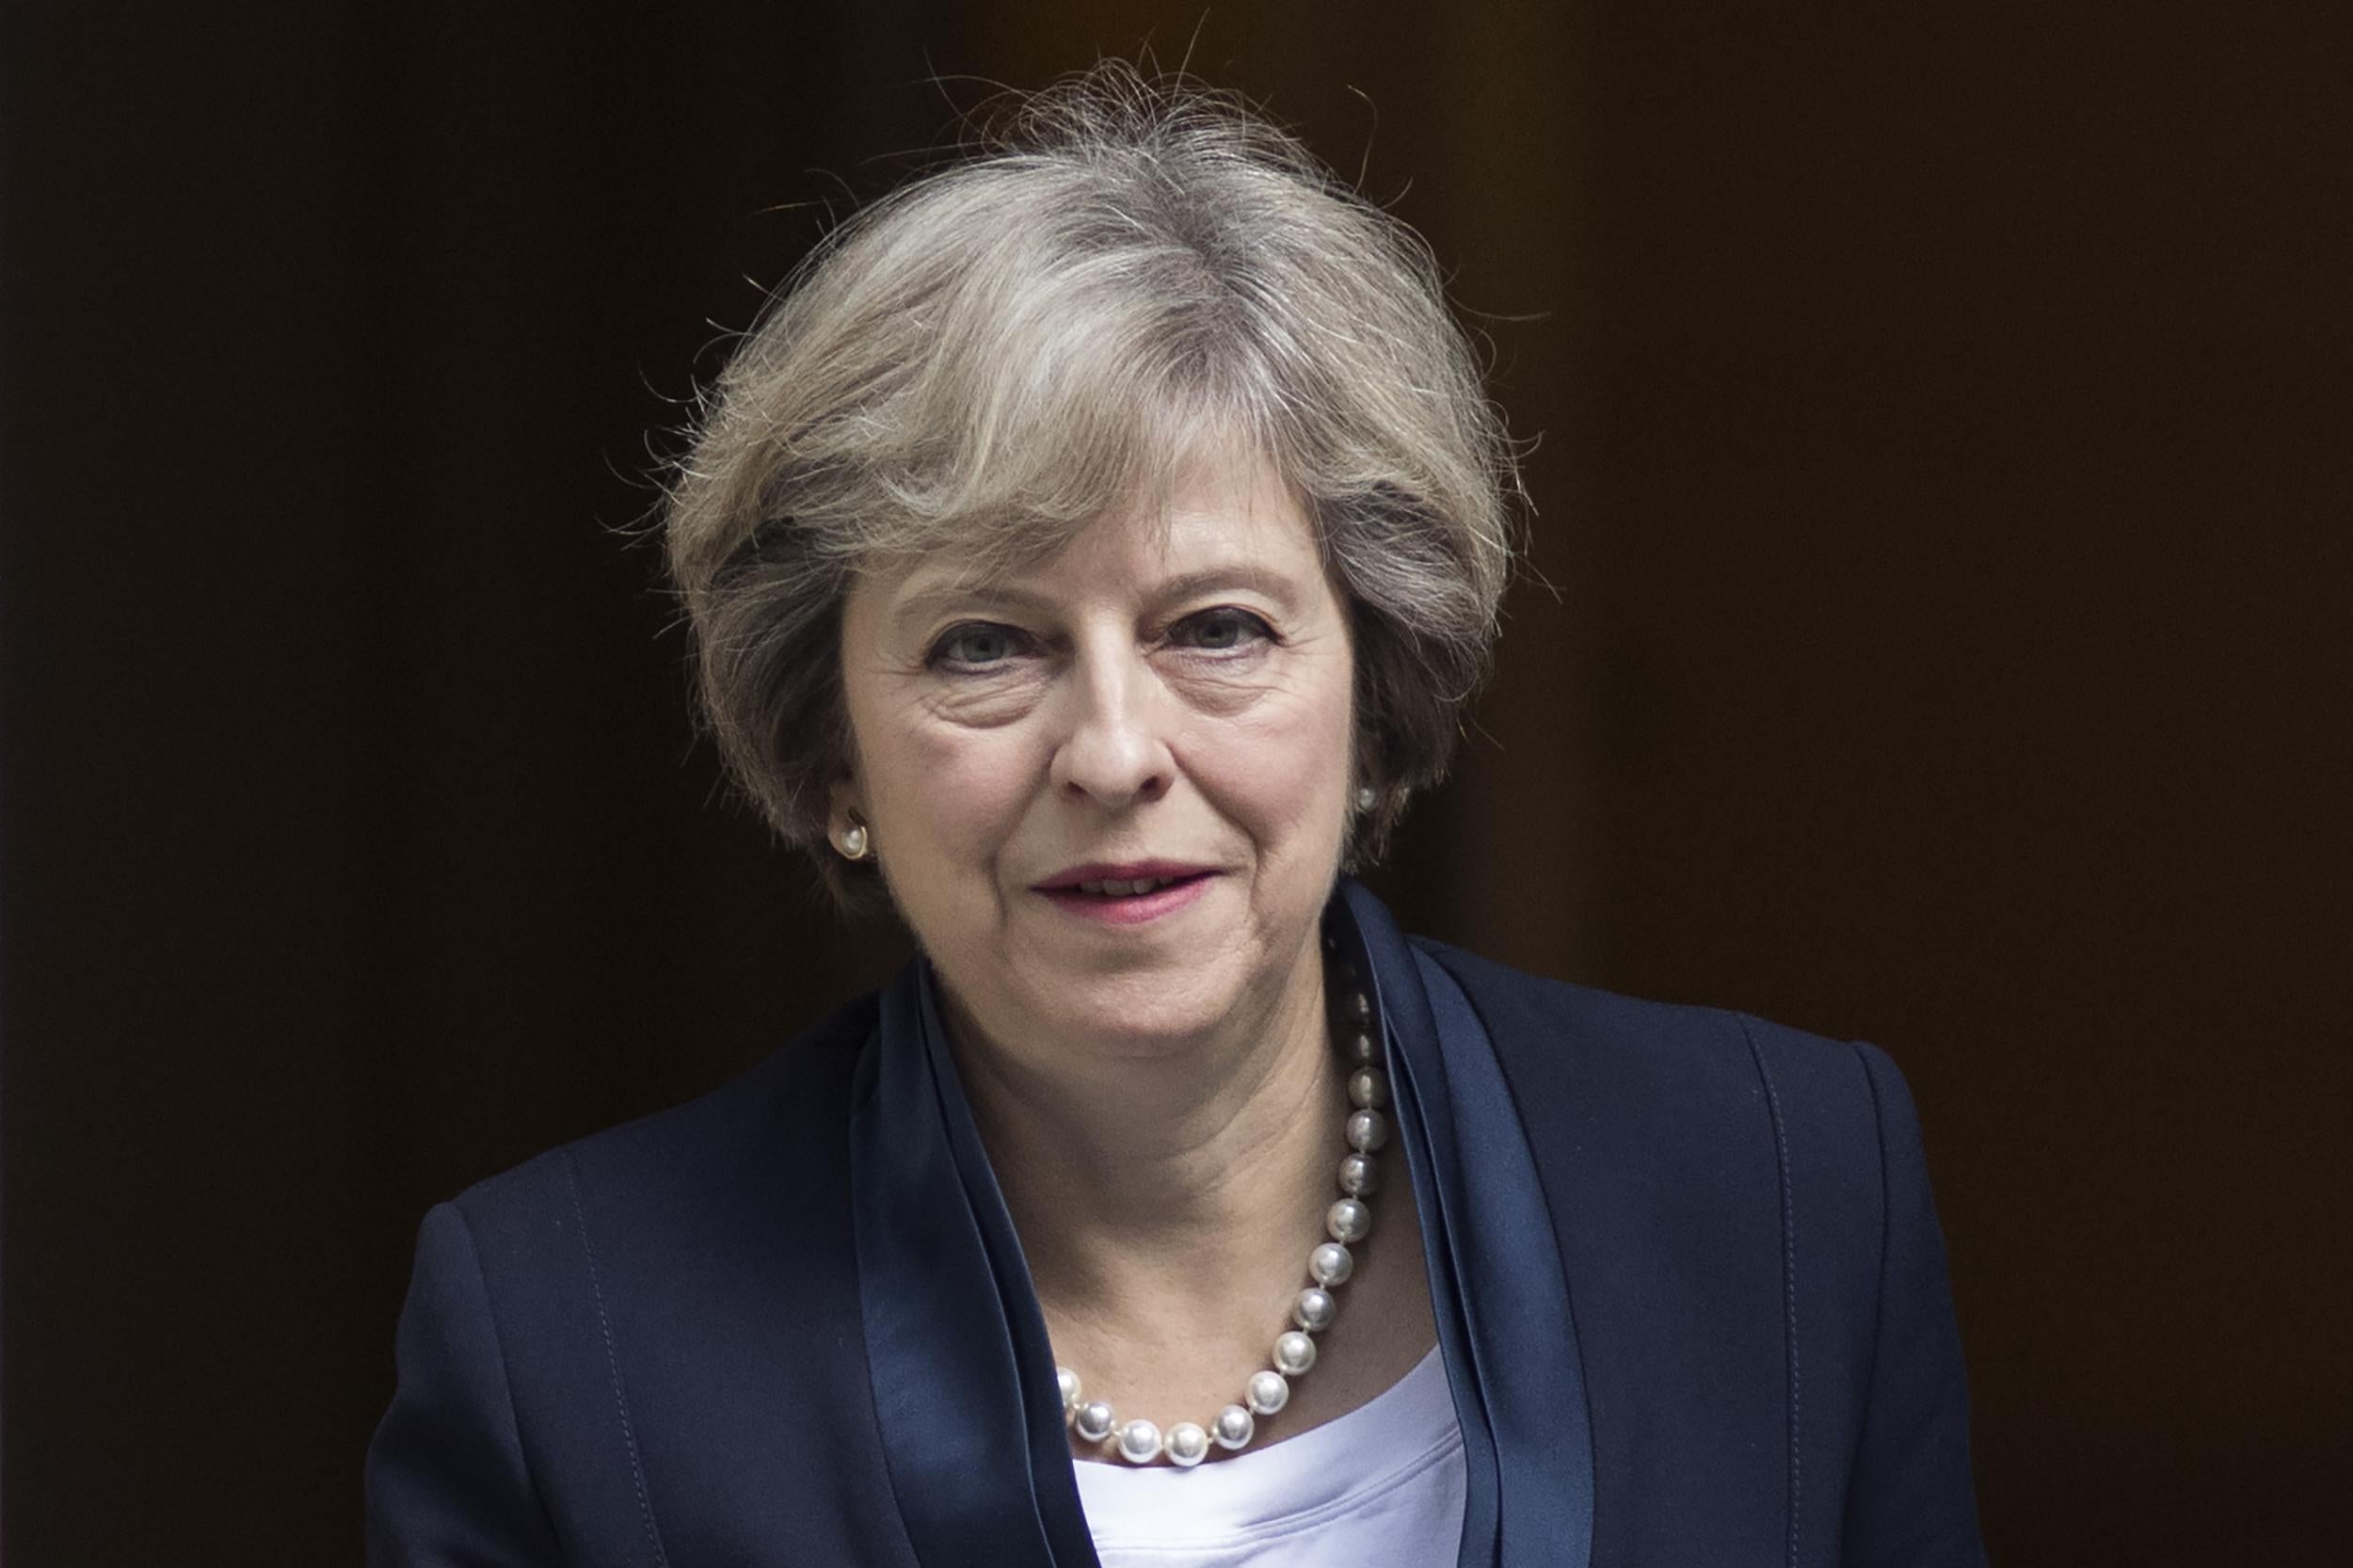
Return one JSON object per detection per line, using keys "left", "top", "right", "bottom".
{"left": 1048, "top": 637, "right": 1175, "bottom": 808}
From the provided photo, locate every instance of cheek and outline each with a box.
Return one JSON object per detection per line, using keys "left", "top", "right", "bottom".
{"left": 865, "top": 704, "right": 1033, "bottom": 874}
{"left": 1186, "top": 662, "right": 1355, "bottom": 850}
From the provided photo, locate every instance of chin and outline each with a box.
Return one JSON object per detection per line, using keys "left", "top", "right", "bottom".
{"left": 1032, "top": 968, "right": 1244, "bottom": 1057}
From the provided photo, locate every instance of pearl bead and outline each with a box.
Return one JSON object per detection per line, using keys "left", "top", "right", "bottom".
{"left": 1117, "top": 1418, "right": 1163, "bottom": 1464}
{"left": 1309, "top": 1241, "right": 1355, "bottom": 1287}
{"left": 1213, "top": 1404, "right": 1256, "bottom": 1448}
{"left": 1273, "top": 1330, "right": 1318, "bottom": 1376}
{"left": 1247, "top": 1369, "right": 1290, "bottom": 1416}
{"left": 1348, "top": 1066, "right": 1388, "bottom": 1110}
{"left": 1349, "top": 1032, "right": 1378, "bottom": 1064}
{"left": 1337, "top": 1151, "right": 1379, "bottom": 1196}
{"left": 1075, "top": 1400, "right": 1116, "bottom": 1442}
{"left": 1347, "top": 992, "right": 1372, "bottom": 1022}
{"left": 1056, "top": 1367, "right": 1081, "bottom": 1417}
{"left": 1294, "top": 1287, "right": 1337, "bottom": 1332}
{"left": 1327, "top": 1198, "right": 1372, "bottom": 1244}
{"left": 1347, "top": 1108, "right": 1390, "bottom": 1153}
{"left": 1165, "top": 1421, "right": 1209, "bottom": 1467}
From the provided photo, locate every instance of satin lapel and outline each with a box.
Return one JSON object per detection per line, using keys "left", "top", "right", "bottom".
{"left": 1416, "top": 951, "right": 1597, "bottom": 1568}
{"left": 1337, "top": 879, "right": 1596, "bottom": 1568}
{"left": 850, "top": 964, "right": 1097, "bottom": 1568}
{"left": 1330, "top": 885, "right": 1504, "bottom": 1568}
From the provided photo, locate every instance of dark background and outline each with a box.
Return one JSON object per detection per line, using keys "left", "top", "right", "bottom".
{"left": 3, "top": 1, "right": 2345, "bottom": 1561}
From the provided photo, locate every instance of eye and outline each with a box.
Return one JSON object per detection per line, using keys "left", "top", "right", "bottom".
{"left": 1168, "top": 606, "right": 1274, "bottom": 652}
{"left": 927, "top": 621, "right": 1034, "bottom": 670}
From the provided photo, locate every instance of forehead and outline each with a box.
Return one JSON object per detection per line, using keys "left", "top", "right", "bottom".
{"left": 874, "top": 450, "right": 1325, "bottom": 615}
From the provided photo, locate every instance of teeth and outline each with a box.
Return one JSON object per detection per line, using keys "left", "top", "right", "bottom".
{"left": 1075, "top": 877, "right": 1169, "bottom": 896}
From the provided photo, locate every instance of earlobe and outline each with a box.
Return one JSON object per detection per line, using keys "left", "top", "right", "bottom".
{"left": 827, "top": 782, "right": 872, "bottom": 862}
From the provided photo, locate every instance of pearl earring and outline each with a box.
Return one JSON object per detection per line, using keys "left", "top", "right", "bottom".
{"left": 1353, "top": 785, "right": 1378, "bottom": 812}
{"left": 836, "top": 823, "right": 870, "bottom": 861}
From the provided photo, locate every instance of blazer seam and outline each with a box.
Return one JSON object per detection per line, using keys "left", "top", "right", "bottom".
{"left": 1844, "top": 1042, "right": 1897, "bottom": 1501}
{"left": 443, "top": 1202, "right": 566, "bottom": 1548}
{"left": 563, "top": 1148, "right": 673, "bottom": 1568}
{"left": 1737, "top": 1015, "right": 1802, "bottom": 1568}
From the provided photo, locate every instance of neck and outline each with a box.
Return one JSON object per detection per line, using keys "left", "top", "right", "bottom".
{"left": 941, "top": 936, "right": 1341, "bottom": 1325}
{"left": 936, "top": 929, "right": 1440, "bottom": 1449}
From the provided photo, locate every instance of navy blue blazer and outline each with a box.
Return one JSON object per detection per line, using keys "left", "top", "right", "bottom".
{"left": 366, "top": 880, "right": 1985, "bottom": 1566}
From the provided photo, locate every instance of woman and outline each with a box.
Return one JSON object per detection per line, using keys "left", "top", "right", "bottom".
{"left": 366, "top": 67, "right": 1985, "bottom": 1567}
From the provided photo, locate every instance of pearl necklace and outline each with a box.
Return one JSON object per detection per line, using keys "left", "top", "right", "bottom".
{"left": 1055, "top": 973, "right": 1389, "bottom": 1467}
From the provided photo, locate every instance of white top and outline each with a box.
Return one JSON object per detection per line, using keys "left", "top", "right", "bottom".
{"left": 1070, "top": 1347, "right": 1466, "bottom": 1567}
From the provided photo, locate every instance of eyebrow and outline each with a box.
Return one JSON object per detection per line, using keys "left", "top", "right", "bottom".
{"left": 889, "top": 563, "right": 1306, "bottom": 625}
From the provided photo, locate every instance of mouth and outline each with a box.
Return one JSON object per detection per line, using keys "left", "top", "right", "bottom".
{"left": 1032, "top": 862, "right": 1219, "bottom": 925}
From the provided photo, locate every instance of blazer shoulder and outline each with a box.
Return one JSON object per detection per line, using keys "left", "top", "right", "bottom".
{"left": 1411, "top": 936, "right": 1892, "bottom": 1146}
{"left": 442, "top": 990, "right": 881, "bottom": 1244}
{"left": 1414, "top": 935, "right": 1741, "bottom": 1039}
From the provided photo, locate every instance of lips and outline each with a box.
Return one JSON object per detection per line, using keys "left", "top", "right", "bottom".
{"left": 1032, "top": 861, "right": 1219, "bottom": 926}
{"left": 1035, "top": 861, "right": 1215, "bottom": 895}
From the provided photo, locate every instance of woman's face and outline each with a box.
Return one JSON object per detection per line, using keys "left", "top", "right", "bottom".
{"left": 836, "top": 452, "right": 1356, "bottom": 1067}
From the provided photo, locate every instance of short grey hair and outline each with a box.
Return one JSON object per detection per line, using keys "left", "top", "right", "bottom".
{"left": 666, "top": 63, "right": 1522, "bottom": 901}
